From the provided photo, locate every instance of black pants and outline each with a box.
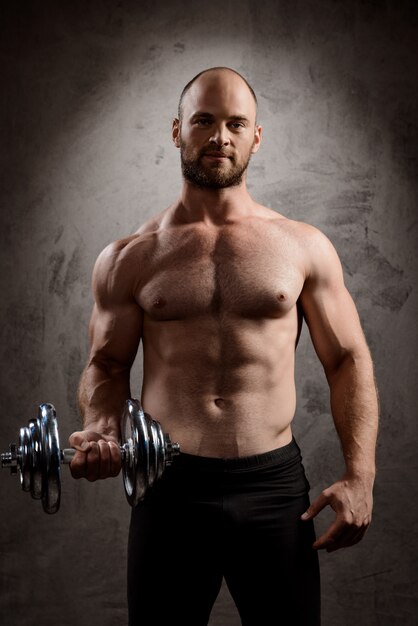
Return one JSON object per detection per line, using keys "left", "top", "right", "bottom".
{"left": 127, "top": 437, "right": 321, "bottom": 625}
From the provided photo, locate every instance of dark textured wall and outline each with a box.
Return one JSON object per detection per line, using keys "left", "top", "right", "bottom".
{"left": 1, "top": 1, "right": 417, "bottom": 625}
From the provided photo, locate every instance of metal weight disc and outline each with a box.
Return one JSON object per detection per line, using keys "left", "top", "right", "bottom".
{"left": 155, "top": 421, "right": 167, "bottom": 483}
{"left": 121, "top": 399, "right": 150, "bottom": 506}
{"left": 146, "top": 414, "right": 160, "bottom": 488}
{"left": 18, "top": 426, "right": 31, "bottom": 492}
{"left": 28, "top": 418, "right": 43, "bottom": 499}
{"left": 39, "top": 403, "right": 61, "bottom": 514}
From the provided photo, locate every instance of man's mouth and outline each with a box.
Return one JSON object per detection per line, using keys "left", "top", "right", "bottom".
{"left": 202, "top": 152, "right": 231, "bottom": 160}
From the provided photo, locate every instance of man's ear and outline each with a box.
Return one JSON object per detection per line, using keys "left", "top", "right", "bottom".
{"left": 251, "top": 124, "right": 262, "bottom": 154}
{"left": 172, "top": 118, "right": 181, "bottom": 148}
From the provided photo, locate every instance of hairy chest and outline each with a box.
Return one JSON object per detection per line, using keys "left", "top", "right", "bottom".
{"left": 137, "top": 224, "right": 305, "bottom": 321}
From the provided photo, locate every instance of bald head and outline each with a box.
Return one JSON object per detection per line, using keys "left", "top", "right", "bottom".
{"left": 178, "top": 67, "right": 258, "bottom": 123}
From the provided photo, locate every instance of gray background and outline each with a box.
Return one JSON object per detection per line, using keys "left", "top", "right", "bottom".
{"left": 1, "top": 1, "right": 417, "bottom": 624}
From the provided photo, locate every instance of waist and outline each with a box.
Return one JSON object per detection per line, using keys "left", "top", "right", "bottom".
{"left": 142, "top": 389, "right": 297, "bottom": 457}
{"left": 172, "top": 436, "right": 302, "bottom": 471}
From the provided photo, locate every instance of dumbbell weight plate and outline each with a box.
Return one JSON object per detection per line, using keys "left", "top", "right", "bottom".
{"left": 28, "top": 418, "right": 42, "bottom": 499}
{"left": 146, "top": 415, "right": 160, "bottom": 487}
{"left": 18, "top": 426, "right": 31, "bottom": 492}
{"left": 156, "top": 422, "right": 168, "bottom": 481}
{"left": 151, "top": 418, "right": 166, "bottom": 483}
{"left": 121, "top": 399, "right": 150, "bottom": 507}
{"left": 39, "top": 403, "right": 61, "bottom": 514}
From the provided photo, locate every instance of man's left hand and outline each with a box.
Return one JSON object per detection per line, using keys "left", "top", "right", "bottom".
{"left": 301, "top": 475, "right": 374, "bottom": 552}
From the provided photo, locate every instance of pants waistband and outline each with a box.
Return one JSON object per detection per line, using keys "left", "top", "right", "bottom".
{"left": 173, "top": 436, "right": 301, "bottom": 471}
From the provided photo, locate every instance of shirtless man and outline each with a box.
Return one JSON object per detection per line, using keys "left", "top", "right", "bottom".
{"left": 69, "top": 67, "right": 379, "bottom": 625}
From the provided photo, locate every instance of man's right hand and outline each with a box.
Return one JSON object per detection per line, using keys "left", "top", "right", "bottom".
{"left": 68, "top": 431, "right": 122, "bottom": 481}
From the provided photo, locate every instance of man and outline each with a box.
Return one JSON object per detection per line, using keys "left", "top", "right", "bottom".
{"left": 69, "top": 66, "right": 379, "bottom": 625}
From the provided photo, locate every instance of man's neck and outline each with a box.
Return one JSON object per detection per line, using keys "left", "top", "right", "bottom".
{"left": 177, "top": 178, "right": 256, "bottom": 225}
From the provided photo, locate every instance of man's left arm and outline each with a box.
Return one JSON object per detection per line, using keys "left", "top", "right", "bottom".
{"left": 298, "top": 226, "right": 379, "bottom": 552}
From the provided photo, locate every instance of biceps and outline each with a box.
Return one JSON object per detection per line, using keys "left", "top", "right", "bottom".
{"left": 300, "top": 283, "right": 367, "bottom": 376}
{"left": 88, "top": 302, "right": 143, "bottom": 369}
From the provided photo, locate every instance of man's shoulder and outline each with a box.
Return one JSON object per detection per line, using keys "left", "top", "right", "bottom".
{"left": 260, "top": 207, "right": 330, "bottom": 244}
{"left": 260, "top": 210, "right": 342, "bottom": 280}
{"left": 97, "top": 208, "right": 170, "bottom": 267}
{"left": 280, "top": 219, "right": 343, "bottom": 281}
{"left": 92, "top": 213, "right": 166, "bottom": 297}
{"left": 285, "top": 219, "right": 332, "bottom": 247}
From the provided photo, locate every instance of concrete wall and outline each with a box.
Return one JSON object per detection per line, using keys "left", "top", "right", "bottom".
{"left": 1, "top": 1, "right": 417, "bottom": 624}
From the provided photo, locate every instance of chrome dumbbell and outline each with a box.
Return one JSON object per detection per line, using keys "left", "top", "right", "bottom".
{"left": 1, "top": 399, "right": 180, "bottom": 514}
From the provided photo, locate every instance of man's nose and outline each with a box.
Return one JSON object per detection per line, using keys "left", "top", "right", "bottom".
{"left": 209, "top": 124, "right": 230, "bottom": 146}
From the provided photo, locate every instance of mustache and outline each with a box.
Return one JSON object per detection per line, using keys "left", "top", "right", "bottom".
{"left": 200, "top": 148, "right": 233, "bottom": 158}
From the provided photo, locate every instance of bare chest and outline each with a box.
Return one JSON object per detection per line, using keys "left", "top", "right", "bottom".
{"left": 137, "top": 224, "right": 305, "bottom": 321}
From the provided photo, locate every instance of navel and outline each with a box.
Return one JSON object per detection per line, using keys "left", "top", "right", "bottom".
{"left": 277, "top": 293, "right": 287, "bottom": 302}
{"left": 214, "top": 398, "right": 225, "bottom": 408}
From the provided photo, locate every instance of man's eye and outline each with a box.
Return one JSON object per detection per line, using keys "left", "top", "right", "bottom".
{"left": 196, "top": 119, "right": 211, "bottom": 125}
{"left": 230, "top": 122, "right": 244, "bottom": 129}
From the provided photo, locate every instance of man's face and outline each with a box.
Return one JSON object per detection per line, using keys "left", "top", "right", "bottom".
{"left": 173, "top": 71, "right": 262, "bottom": 189}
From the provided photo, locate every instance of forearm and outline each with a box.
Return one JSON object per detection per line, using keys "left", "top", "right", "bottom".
{"left": 328, "top": 350, "right": 379, "bottom": 480}
{"left": 303, "top": 349, "right": 378, "bottom": 550}
{"left": 77, "top": 357, "right": 132, "bottom": 440}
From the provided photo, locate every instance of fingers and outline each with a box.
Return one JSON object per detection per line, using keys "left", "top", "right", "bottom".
{"left": 105, "top": 440, "right": 122, "bottom": 478}
{"left": 323, "top": 522, "right": 369, "bottom": 552}
{"left": 69, "top": 431, "right": 94, "bottom": 452}
{"left": 301, "top": 491, "right": 329, "bottom": 521}
{"left": 69, "top": 431, "right": 121, "bottom": 481}
{"left": 301, "top": 479, "right": 373, "bottom": 552}
{"left": 312, "top": 514, "right": 370, "bottom": 552}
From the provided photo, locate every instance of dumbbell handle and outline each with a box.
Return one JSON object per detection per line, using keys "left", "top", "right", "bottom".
{"left": 60, "top": 445, "right": 129, "bottom": 464}
{"left": 61, "top": 448, "right": 77, "bottom": 463}
{"left": 55, "top": 441, "right": 181, "bottom": 464}
{"left": 1, "top": 444, "right": 130, "bottom": 470}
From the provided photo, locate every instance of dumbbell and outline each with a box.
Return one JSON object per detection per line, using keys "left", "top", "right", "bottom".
{"left": 1, "top": 398, "right": 180, "bottom": 514}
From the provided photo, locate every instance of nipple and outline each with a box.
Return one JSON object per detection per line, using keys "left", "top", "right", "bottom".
{"left": 152, "top": 297, "right": 166, "bottom": 308}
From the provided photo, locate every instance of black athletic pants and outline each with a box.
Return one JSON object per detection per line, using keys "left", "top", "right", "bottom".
{"left": 127, "top": 437, "right": 321, "bottom": 625}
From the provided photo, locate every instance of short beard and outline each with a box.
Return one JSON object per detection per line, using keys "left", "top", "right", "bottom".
{"left": 180, "top": 145, "right": 253, "bottom": 190}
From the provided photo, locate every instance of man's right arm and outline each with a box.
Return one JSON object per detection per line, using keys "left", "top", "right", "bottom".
{"left": 69, "top": 240, "right": 143, "bottom": 481}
